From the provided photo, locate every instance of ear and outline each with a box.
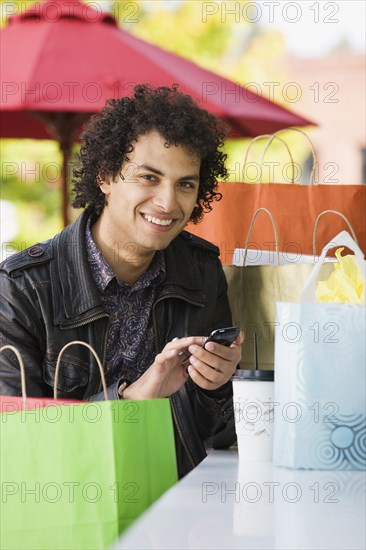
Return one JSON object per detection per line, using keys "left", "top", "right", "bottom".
{"left": 97, "top": 173, "right": 111, "bottom": 195}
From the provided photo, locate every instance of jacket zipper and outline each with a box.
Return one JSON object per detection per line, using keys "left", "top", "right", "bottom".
{"left": 60, "top": 313, "right": 109, "bottom": 330}
{"left": 96, "top": 317, "right": 109, "bottom": 395}
{"left": 170, "top": 396, "right": 196, "bottom": 469}
{"left": 153, "top": 292, "right": 204, "bottom": 470}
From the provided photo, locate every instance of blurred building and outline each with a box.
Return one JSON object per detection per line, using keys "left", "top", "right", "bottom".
{"left": 284, "top": 52, "right": 366, "bottom": 185}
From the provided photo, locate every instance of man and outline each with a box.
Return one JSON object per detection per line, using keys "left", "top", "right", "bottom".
{"left": 0, "top": 84, "right": 243, "bottom": 477}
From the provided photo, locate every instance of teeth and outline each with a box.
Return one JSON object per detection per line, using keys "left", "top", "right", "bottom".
{"left": 144, "top": 214, "right": 173, "bottom": 226}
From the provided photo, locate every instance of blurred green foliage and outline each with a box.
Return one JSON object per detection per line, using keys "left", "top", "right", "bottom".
{"left": 1, "top": 140, "right": 65, "bottom": 247}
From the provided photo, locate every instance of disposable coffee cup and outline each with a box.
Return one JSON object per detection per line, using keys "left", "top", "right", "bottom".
{"left": 231, "top": 369, "right": 275, "bottom": 461}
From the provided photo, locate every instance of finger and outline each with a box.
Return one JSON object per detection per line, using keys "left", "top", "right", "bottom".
{"left": 167, "top": 336, "right": 204, "bottom": 352}
{"left": 232, "top": 330, "right": 245, "bottom": 347}
{"left": 187, "top": 364, "right": 223, "bottom": 391}
{"left": 160, "top": 337, "right": 198, "bottom": 365}
{"left": 189, "top": 342, "right": 236, "bottom": 365}
{"left": 189, "top": 343, "right": 242, "bottom": 382}
{"left": 155, "top": 348, "right": 177, "bottom": 366}
{"left": 170, "top": 338, "right": 190, "bottom": 361}
{"left": 166, "top": 337, "right": 206, "bottom": 364}
{"left": 203, "top": 330, "right": 244, "bottom": 355}
{"left": 188, "top": 354, "right": 226, "bottom": 382}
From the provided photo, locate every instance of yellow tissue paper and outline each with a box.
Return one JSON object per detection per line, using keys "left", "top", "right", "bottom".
{"left": 316, "top": 248, "right": 365, "bottom": 303}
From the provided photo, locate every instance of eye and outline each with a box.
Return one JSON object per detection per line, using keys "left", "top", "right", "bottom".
{"left": 140, "top": 174, "right": 158, "bottom": 182}
{"left": 178, "top": 181, "right": 196, "bottom": 190}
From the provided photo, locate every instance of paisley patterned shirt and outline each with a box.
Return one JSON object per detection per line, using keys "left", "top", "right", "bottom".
{"left": 85, "top": 219, "right": 166, "bottom": 386}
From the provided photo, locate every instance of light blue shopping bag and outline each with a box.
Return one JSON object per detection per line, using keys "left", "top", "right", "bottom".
{"left": 273, "top": 231, "right": 366, "bottom": 470}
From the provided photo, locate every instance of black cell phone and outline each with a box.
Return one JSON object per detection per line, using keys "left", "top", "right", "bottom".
{"left": 204, "top": 326, "right": 240, "bottom": 348}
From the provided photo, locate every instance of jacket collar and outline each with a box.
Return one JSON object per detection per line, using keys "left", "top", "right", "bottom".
{"left": 51, "top": 209, "right": 206, "bottom": 326}
{"left": 158, "top": 235, "right": 207, "bottom": 306}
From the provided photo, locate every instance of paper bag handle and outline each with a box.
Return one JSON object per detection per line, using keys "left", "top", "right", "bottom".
{"left": 54, "top": 341, "right": 108, "bottom": 400}
{"left": 301, "top": 230, "right": 365, "bottom": 303}
{"left": 0, "top": 345, "right": 27, "bottom": 410}
{"left": 243, "top": 134, "right": 296, "bottom": 183}
{"left": 243, "top": 207, "right": 280, "bottom": 266}
{"left": 313, "top": 210, "right": 358, "bottom": 255}
{"left": 259, "top": 127, "right": 317, "bottom": 185}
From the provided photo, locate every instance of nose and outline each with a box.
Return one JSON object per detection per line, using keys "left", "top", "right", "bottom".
{"left": 153, "top": 183, "right": 177, "bottom": 212}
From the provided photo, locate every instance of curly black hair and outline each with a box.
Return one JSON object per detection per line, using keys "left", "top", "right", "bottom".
{"left": 72, "top": 84, "right": 228, "bottom": 223}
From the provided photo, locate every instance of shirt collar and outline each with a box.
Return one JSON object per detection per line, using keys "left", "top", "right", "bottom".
{"left": 85, "top": 217, "right": 165, "bottom": 292}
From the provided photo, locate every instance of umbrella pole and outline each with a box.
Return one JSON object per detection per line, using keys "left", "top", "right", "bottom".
{"left": 60, "top": 141, "right": 71, "bottom": 227}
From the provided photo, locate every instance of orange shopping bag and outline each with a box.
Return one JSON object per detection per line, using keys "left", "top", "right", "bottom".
{"left": 188, "top": 129, "right": 366, "bottom": 264}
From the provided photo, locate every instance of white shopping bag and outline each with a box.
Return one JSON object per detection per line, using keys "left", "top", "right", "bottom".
{"left": 273, "top": 231, "right": 366, "bottom": 470}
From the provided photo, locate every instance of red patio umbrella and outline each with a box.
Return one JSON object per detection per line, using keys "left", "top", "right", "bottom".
{"left": 0, "top": 0, "right": 315, "bottom": 226}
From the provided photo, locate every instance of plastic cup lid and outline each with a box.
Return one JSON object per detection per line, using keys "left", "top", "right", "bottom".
{"left": 231, "top": 369, "right": 274, "bottom": 381}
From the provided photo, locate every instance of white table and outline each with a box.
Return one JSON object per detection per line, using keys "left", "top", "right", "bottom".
{"left": 112, "top": 449, "right": 365, "bottom": 550}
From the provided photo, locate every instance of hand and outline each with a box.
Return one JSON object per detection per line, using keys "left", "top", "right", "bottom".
{"left": 186, "top": 331, "right": 244, "bottom": 391}
{"left": 120, "top": 336, "right": 203, "bottom": 400}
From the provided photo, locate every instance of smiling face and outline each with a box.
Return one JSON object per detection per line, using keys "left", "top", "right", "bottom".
{"left": 96, "top": 131, "right": 200, "bottom": 265}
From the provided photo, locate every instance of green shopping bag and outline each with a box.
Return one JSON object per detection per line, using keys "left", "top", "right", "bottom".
{"left": 0, "top": 342, "right": 178, "bottom": 550}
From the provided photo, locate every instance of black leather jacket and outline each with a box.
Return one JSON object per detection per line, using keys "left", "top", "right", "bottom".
{"left": 0, "top": 209, "right": 236, "bottom": 477}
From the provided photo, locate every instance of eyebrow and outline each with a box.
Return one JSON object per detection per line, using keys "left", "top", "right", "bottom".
{"left": 138, "top": 163, "right": 200, "bottom": 182}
